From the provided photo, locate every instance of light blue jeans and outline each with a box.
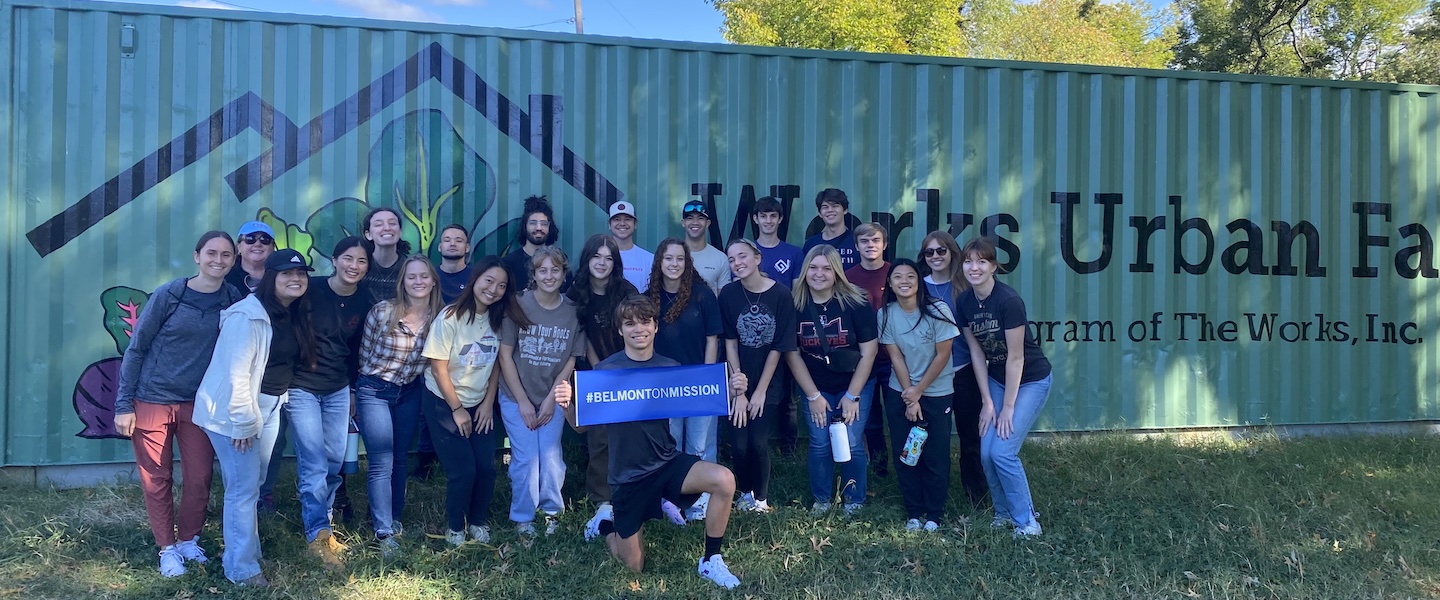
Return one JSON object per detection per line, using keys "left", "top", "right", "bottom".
{"left": 799, "top": 382, "right": 873, "bottom": 505}
{"left": 354, "top": 374, "right": 423, "bottom": 538}
{"left": 286, "top": 386, "right": 350, "bottom": 542}
{"left": 206, "top": 392, "right": 284, "bottom": 583}
{"left": 498, "top": 393, "right": 566, "bottom": 523}
{"left": 981, "top": 374, "right": 1052, "bottom": 527}
{"left": 668, "top": 416, "right": 718, "bottom": 462}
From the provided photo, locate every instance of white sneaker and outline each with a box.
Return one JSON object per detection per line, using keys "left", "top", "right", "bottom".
{"left": 750, "top": 499, "right": 771, "bottom": 513}
{"left": 734, "top": 492, "right": 756, "bottom": 512}
{"left": 1013, "top": 521, "right": 1043, "bottom": 538}
{"left": 991, "top": 516, "right": 1017, "bottom": 529}
{"left": 158, "top": 546, "right": 186, "bottom": 577}
{"left": 810, "top": 502, "right": 833, "bottom": 516}
{"left": 544, "top": 515, "right": 560, "bottom": 536}
{"left": 698, "top": 554, "right": 741, "bottom": 589}
{"left": 173, "top": 535, "right": 208, "bottom": 564}
{"left": 516, "top": 521, "right": 537, "bottom": 537}
{"left": 584, "top": 503, "right": 614, "bottom": 542}
{"left": 923, "top": 520, "right": 940, "bottom": 532}
{"left": 904, "top": 518, "right": 922, "bottom": 531}
{"left": 467, "top": 525, "right": 491, "bottom": 543}
{"left": 842, "top": 503, "right": 863, "bottom": 517}
{"left": 445, "top": 529, "right": 466, "bottom": 547}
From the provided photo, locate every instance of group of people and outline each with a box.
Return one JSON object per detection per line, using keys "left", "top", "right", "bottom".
{"left": 113, "top": 189, "right": 1055, "bottom": 590}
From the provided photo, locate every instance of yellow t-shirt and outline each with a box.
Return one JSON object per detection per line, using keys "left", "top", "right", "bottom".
{"left": 422, "top": 310, "right": 500, "bottom": 407}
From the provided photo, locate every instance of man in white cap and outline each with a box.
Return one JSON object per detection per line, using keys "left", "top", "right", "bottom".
{"left": 609, "top": 201, "right": 653, "bottom": 291}
{"left": 226, "top": 221, "right": 275, "bottom": 297}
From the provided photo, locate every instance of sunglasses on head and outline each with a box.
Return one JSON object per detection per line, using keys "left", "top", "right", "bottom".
{"left": 922, "top": 246, "right": 948, "bottom": 258}
{"left": 240, "top": 233, "right": 274, "bottom": 246}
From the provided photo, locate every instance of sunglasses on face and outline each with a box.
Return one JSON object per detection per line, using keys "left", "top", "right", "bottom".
{"left": 922, "top": 246, "right": 948, "bottom": 258}
{"left": 240, "top": 233, "right": 274, "bottom": 246}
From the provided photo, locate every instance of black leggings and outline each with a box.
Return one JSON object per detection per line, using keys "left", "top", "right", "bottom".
{"left": 731, "top": 401, "right": 777, "bottom": 502}
{"left": 423, "top": 389, "right": 497, "bottom": 532}
{"left": 884, "top": 387, "right": 953, "bottom": 523}
{"left": 952, "top": 365, "right": 988, "bottom": 504}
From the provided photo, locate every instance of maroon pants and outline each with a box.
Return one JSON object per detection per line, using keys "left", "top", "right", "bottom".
{"left": 131, "top": 401, "right": 214, "bottom": 548}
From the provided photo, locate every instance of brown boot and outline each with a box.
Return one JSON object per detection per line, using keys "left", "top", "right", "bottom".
{"left": 308, "top": 530, "right": 345, "bottom": 572}
{"left": 327, "top": 531, "right": 349, "bottom": 555}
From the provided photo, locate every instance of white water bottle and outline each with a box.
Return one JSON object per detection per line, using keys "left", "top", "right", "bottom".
{"left": 828, "top": 416, "right": 851, "bottom": 463}
{"left": 343, "top": 418, "right": 360, "bottom": 475}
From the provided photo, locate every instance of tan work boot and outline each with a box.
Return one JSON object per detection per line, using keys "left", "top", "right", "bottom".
{"left": 308, "top": 530, "right": 345, "bottom": 572}
{"left": 327, "top": 531, "right": 349, "bottom": 555}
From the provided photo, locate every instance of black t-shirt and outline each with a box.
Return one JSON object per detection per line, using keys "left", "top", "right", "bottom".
{"left": 654, "top": 285, "right": 723, "bottom": 366}
{"left": 261, "top": 309, "right": 300, "bottom": 396}
{"left": 957, "top": 281, "right": 1051, "bottom": 383}
{"left": 436, "top": 264, "right": 472, "bottom": 304}
{"left": 503, "top": 248, "right": 533, "bottom": 292}
{"left": 597, "top": 352, "right": 682, "bottom": 485}
{"left": 795, "top": 297, "right": 879, "bottom": 393}
{"left": 718, "top": 280, "right": 797, "bottom": 400}
{"left": 292, "top": 276, "right": 374, "bottom": 394}
{"left": 363, "top": 255, "right": 404, "bottom": 304}
{"left": 567, "top": 280, "right": 640, "bottom": 366}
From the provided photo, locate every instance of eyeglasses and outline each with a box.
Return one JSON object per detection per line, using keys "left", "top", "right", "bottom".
{"left": 922, "top": 246, "right": 948, "bottom": 258}
{"left": 240, "top": 233, "right": 274, "bottom": 246}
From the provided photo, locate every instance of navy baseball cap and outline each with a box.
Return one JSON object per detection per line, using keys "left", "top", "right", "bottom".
{"left": 265, "top": 248, "right": 314, "bottom": 272}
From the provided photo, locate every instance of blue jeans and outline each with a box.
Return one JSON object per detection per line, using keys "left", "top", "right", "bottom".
{"left": 800, "top": 381, "right": 873, "bottom": 505}
{"left": 498, "top": 393, "right": 566, "bottom": 523}
{"left": 206, "top": 392, "right": 284, "bottom": 583}
{"left": 286, "top": 386, "right": 350, "bottom": 542}
{"left": 668, "top": 416, "right": 718, "bottom": 462}
{"left": 259, "top": 410, "right": 289, "bottom": 501}
{"left": 355, "top": 374, "right": 423, "bottom": 538}
{"left": 981, "top": 374, "right": 1052, "bottom": 527}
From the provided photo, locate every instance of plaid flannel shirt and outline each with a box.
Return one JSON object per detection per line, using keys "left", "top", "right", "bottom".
{"left": 358, "top": 301, "right": 430, "bottom": 385}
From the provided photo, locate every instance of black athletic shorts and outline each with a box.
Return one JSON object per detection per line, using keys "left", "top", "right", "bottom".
{"left": 611, "top": 453, "right": 704, "bottom": 538}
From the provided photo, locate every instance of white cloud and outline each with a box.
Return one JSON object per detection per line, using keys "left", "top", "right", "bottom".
{"left": 429, "top": 0, "right": 485, "bottom": 6}
{"left": 176, "top": 0, "right": 239, "bottom": 9}
{"left": 331, "top": 0, "right": 440, "bottom": 21}
{"left": 522, "top": 0, "right": 553, "bottom": 9}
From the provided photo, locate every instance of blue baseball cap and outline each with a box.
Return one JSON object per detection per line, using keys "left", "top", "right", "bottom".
{"left": 238, "top": 221, "right": 275, "bottom": 237}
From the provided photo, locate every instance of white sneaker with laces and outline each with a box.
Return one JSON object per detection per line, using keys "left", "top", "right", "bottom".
{"left": 174, "top": 535, "right": 208, "bottom": 564}
{"left": 698, "top": 554, "right": 741, "bottom": 589}
{"left": 544, "top": 515, "right": 559, "bottom": 536}
{"left": 1013, "top": 521, "right": 1043, "bottom": 538}
{"left": 751, "top": 498, "right": 771, "bottom": 513}
{"left": 445, "top": 529, "right": 466, "bottom": 547}
{"left": 904, "top": 518, "right": 922, "bottom": 531}
{"left": 810, "top": 502, "right": 832, "bottom": 516}
{"left": 158, "top": 546, "right": 186, "bottom": 577}
{"left": 516, "top": 521, "right": 536, "bottom": 537}
{"left": 735, "top": 492, "right": 756, "bottom": 512}
{"left": 991, "top": 516, "right": 1017, "bottom": 529}
{"left": 467, "top": 525, "right": 491, "bottom": 543}
{"left": 923, "top": 520, "right": 940, "bottom": 532}
{"left": 584, "top": 503, "right": 614, "bottom": 542}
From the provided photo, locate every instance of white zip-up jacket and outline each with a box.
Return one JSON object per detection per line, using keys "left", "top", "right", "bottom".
{"left": 193, "top": 295, "right": 273, "bottom": 440}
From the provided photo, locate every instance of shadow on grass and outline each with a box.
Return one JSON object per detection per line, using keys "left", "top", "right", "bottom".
{"left": 2, "top": 434, "right": 1440, "bottom": 599}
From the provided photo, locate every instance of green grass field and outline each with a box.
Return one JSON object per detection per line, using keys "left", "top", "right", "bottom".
{"left": 2, "top": 433, "right": 1438, "bottom": 599}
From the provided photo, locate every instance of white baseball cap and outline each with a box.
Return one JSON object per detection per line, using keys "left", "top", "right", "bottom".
{"left": 608, "top": 201, "right": 636, "bottom": 220}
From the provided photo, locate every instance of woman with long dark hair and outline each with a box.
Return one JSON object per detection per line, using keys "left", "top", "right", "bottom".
{"left": 288, "top": 236, "right": 373, "bottom": 570}
{"left": 423, "top": 256, "right": 529, "bottom": 545}
{"left": 646, "top": 237, "right": 724, "bottom": 521}
{"left": 878, "top": 258, "right": 960, "bottom": 532}
{"left": 784, "top": 244, "right": 879, "bottom": 515}
{"left": 361, "top": 207, "right": 412, "bottom": 303}
{"left": 114, "top": 230, "right": 243, "bottom": 578}
{"left": 193, "top": 248, "right": 317, "bottom": 587}
{"left": 355, "top": 254, "right": 443, "bottom": 555}
{"left": 719, "top": 238, "right": 796, "bottom": 513}
{"left": 957, "top": 237, "right": 1053, "bottom": 538}
{"left": 566, "top": 234, "right": 640, "bottom": 538}
{"left": 920, "top": 231, "right": 987, "bottom": 507}
{"left": 498, "top": 247, "right": 585, "bottom": 537}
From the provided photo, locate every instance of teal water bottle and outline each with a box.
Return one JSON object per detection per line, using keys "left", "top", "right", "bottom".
{"left": 899, "top": 421, "right": 929, "bottom": 466}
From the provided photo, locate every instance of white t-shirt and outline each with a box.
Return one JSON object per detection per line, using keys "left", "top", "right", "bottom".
{"left": 620, "top": 246, "right": 654, "bottom": 292}
{"left": 690, "top": 245, "right": 732, "bottom": 296}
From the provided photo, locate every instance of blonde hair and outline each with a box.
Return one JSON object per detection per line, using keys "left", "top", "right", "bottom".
{"left": 527, "top": 246, "right": 570, "bottom": 290}
{"left": 386, "top": 255, "right": 443, "bottom": 335}
{"left": 792, "top": 244, "right": 868, "bottom": 310}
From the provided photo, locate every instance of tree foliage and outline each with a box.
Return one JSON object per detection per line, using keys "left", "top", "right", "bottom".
{"left": 1375, "top": 1, "right": 1440, "bottom": 83}
{"left": 707, "top": 0, "right": 965, "bottom": 55}
{"left": 965, "top": 0, "right": 1177, "bottom": 68}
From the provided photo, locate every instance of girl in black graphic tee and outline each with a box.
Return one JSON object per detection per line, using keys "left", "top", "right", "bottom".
{"left": 719, "top": 238, "right": 797, "bottom": 513}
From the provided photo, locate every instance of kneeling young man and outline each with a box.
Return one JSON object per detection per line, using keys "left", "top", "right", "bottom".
{"left": 556, "top": 295, "right": 748, "bottom": 589}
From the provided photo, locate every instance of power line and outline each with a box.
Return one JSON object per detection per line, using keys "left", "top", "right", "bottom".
{"left": 513, "top": 17, "right": 576, "bottom": 30}
{"left": 600, "top": 0, "right": 640, "bottom": 36}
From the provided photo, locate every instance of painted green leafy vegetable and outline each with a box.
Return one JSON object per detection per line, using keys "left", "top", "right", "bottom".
{"left": 101, "top": 286, "right": 151, "bottom": 354}
{"left": 257, "top": 207, "right": 314, "bottom": 261}
{"left": 306, "top": 109, "right": 496, "bottom": 261}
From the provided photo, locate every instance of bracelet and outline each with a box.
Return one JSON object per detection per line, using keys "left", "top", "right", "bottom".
{"left": 451, "top": 406, "right": 466, "bottom": 413}
{"left": 842, "top": 392, "right": 858, "bottom": 402}
{"left": 806, "top": 393, "right": 823, "bottom": 402}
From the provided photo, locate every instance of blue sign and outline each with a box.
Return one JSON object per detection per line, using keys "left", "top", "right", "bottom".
{"left": 575, "top": 363, "right": 731, "bottom": 426}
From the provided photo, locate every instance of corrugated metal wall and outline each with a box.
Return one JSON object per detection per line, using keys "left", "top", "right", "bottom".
{"left": 4, "top": 0, "right": 1438, "bottom": 465}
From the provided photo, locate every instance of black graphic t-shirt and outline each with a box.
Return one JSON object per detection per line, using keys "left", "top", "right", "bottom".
{"left": 957, "top": 281, "right": 1051, "bottom": 384}
{"left": 567, "top": 279, "right": 640, "bottom": 365}
{"left": 293, "top": 276, "right": 375, "bottom": 394}
{"left": 796, "top": 297, "right": 879, "bottom": 393}
{"left": 597, "top": 352, "right": 682, "bottom": 485}
{"left": 719, "top": 280, "right": 797, "bottom": 401}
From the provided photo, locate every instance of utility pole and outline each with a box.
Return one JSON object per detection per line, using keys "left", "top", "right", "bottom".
{"left": 574, "top": 0, "right": 583, "bottom": 33}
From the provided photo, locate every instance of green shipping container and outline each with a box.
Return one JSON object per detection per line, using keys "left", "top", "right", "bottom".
{"left": 2, "top": 0, "right": 1438, "bottom": 467}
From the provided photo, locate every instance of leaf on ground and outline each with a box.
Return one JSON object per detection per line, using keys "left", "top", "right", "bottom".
{"left": 1217, "top": 522, "right": 1230, "bottom": 532}
{"left": 627, "top": 580, "right": 641, "bottom": 591}
{"left": 809, "top": 536, "right": 832, "bottom": 553}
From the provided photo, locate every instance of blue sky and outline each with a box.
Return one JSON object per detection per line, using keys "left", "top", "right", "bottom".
{"left": 148, "top": 0, "right": 729, "bottom": 43}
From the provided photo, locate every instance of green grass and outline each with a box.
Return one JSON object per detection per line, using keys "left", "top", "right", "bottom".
{"left": 2, "top": 433, "right": 1439, "bottom": 599}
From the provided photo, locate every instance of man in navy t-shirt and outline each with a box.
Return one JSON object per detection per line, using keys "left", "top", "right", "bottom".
{"left": 752, "top": 196, "right": 803, "bottom": 287}
{"left": 801, "top": 188, "right": 859, "bottom": 270}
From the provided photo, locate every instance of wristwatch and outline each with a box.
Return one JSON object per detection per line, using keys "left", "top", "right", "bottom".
{"left": 842, "top": 392, "right": 858, "bottom": 403}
